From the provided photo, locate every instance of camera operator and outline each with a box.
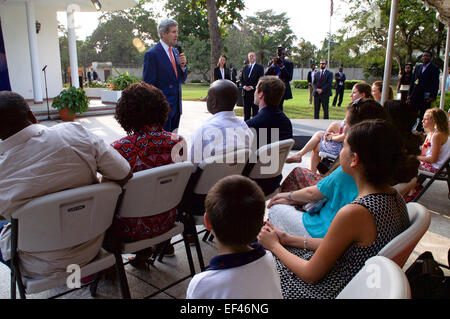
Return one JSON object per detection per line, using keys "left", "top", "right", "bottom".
{"left": 265, "top": 46, "right": 294, "bottom": 111}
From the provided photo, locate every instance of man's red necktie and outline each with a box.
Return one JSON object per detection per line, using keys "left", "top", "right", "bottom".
{"left": 169, "top": 47, "right": 178, "bottom": 78}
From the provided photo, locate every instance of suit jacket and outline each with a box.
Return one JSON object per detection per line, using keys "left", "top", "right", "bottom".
{"left": 213, "top": 66, "right": 231, "bottom": 82}
{"left": 245, "top": 106, "right": 293, "bottom": 195}
{"left": 240, "top": 63, "right": 264, "bottom": 94}
{"left": 265, "top": 59, "right": 294, "bottom": 100}
{"left": 334, "top": 72, "right": 346, "bottom": 88}
{"left": 87, "top": 71, "right": 98, "bottom": 82}
{"left": 313, "top": 69, "right": 333, "bottom": 97}
{"left": 230, "top": 67, "right": 237, "bottom": 84}
{"left": 307, "top": 70, "right": 316, "bottom": 84}
{"left": 409, "top": 62, "right": 440, "bottom": 102}
{"left": 143, "top": 41, "right": 187, "bottom": 119}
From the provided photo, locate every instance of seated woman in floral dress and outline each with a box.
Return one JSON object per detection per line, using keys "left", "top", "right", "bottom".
{"left": 258, "top": 120, "right": 418, "bottom": 299}
{"left": 109, "top": 82, "right": 186, "bottom": 266}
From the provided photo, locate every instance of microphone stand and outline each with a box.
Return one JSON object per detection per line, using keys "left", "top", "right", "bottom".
{"left": 42, "top": 65, "right": 50, "bottom": 120}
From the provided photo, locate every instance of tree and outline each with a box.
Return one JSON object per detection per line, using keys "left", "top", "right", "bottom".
{"left": 206, "top": 0, "right": 222, "bottom": 82}
{"left": 243, "top": 10, "right": 296, "bottom": 66}
{"left": 89, "top": 15, "right": 144, "bottom": 66}
{"left": 291, "top": 38, "right": 318, "bottom": 68}
{"left": 165, "top": 0, "right": 245, "bottom": 81}
{"left": 338, "top": 0, "right": 446, "bottom": 77}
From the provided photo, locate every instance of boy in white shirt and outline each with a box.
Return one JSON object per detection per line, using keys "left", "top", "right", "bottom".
{"left": 186, "top": 175, "right": 282, "bottom": 299}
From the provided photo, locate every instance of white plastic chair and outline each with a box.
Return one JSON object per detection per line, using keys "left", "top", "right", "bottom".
{"left": 10, "top": 182, "right": 123, "bottom": 299}
{"left": 182, "top": 149, "right": 250, "bottom": 256}
{"left": 336, "top": 256, "right": 411, "bottom": 299}
{"left": 109, "top": 162, "right": 195, "bottom": 298}
{"left": 378, "top": 202, "right": 431, "bottom": 268}
{"left": 246, "top": 139, "right": 295, "bottom": 199}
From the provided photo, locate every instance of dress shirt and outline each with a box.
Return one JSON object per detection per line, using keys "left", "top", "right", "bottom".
{"left": 160, "top": 40, "right": 187, "bottom": 73}
{"left": 189, "top": 111, "right": 254, "bottom": 165}
{"left": 0, "top": 123, "right": 131, "bottom": 278}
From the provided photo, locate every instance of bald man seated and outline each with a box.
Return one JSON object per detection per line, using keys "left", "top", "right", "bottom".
{"left": 189, "top": 79, "right": 254, "bottom": 165}
{"left": 0, "top": 91, "right": 132, "bottom": 279}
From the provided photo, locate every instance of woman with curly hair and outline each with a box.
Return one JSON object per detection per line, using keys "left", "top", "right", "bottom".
{"left": 110, "top": 82, "right": 186, "bottom": 267}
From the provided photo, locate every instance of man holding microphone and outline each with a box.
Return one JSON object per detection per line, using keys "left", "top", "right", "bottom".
{"left": 143, "top": 19, "right": 187, "bottom": 132}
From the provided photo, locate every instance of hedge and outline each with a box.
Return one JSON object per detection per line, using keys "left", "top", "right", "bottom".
{"left": 431, "top": 91, "right": 450, "bottom": 112}
{"left": 293, "top": 80, "right": 365, "bottom": 90}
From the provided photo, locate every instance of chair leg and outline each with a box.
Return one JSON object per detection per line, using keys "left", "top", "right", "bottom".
{"left": 113, "top": 251, "right": 131, "bottom": 299}
{"left": 10, "top": 272, "right": 16, "bottom": 300}
{"left": 202, "top": 230, "right": 211, "bottom": 242}
{"left": 157, "top": 240, "right": 170, "bottom": 263}
{"left": 182, "top": 232, "right": 196, "bottom": 275}
{"left": 90, "top": 273, "right": 100, "bottom": 297}
{"left": 208, "top": 233, "right": 215, "bottom": 242}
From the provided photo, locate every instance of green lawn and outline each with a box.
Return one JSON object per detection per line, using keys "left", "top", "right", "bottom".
{"left": 182, "top": 83, "right": 348, "bottom": 120}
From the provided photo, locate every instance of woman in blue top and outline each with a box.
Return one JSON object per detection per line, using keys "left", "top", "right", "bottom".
{"left": 259, "top": 120, "right": 418, "bottom": 299}
{"left": 268, "top": 99, "right": 389, "bottom": 238}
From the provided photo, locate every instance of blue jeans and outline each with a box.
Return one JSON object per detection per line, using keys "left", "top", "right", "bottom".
{"left": 0, "top": 220, "right": 11, "bottom": 268}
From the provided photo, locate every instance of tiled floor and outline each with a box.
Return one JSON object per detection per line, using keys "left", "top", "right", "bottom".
{"left": 0, "top": 100, "right": 448, "bottom": 299}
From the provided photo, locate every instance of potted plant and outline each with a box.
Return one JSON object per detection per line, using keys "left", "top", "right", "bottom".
{"left": 52, "top": 86, "right": 89, "bottom": 121}
{"left": 101, "top": 69, "right": 139, "bottom": 104}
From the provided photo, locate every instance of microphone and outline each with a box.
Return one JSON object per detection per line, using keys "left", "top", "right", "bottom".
{"left": 176, "top": 41, "right": 183, "bottom": 54}
{"left": 42, "top": 65, "right": 47, "bottom": 71}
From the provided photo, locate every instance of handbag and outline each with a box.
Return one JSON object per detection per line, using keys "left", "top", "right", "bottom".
{"left": 405, "top": 250, "right": 450, "bottom": 299}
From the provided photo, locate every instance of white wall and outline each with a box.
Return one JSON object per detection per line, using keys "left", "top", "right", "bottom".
{"left": 0, "top": 2, "right": 62, "bottom": 100}
{"left": 0, "top": 2, "right": 34, "bottom": 99}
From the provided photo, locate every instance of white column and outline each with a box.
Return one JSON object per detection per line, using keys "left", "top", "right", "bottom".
{"left": 440, "top": 25, "right": 450, "bottom": 110}
{"left": 25, "top": 0, "right": 43, "bottom": 103}
{"left": 381, "top": 0, "right": 399, "bottom": 106}
{"left": 67, "top": 4, "right": 80, "bottom": 88}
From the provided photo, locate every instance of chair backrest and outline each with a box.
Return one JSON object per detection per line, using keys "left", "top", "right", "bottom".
{"left": 378, "top": 202, "right": 431, "bottom": 268}
{"left": 194, "top": 149, "right": 250, "bottom": 195}
{"left": 11, "top": 182, "right": 122, "bottom": 252}
{"left": 248, "top": 139, "right": 295, "bottom": 179}
{"left": 336, "top": 256, "right": 411, "bottom": 299}
{"left": 119, "top": 162, "right": 195, "bottom": 218}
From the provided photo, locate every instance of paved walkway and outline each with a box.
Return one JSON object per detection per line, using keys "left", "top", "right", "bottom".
{"left": 0, "top": 100, "right": 447, "bottom": 299}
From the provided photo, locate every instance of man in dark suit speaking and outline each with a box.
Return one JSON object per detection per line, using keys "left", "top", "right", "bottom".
{"left": 408, "top": 50, "right": 440, "bottom": 132}
{"left": 313, "top": 59, "right": 333, "bottom": 119}
{"left": 240, "top": 52, "right": 264, "bottom": 121}
{"left": 143, "top": 19, "right": 187, "bottom": 132}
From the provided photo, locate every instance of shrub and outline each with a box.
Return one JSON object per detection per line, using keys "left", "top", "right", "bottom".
{"left": 110, "top": 69, "right": 139, "bottom": 91}
{"left": 85, "top": 80, "right": 109, "bottom": 88}
{"left": 293, "top": 79, "right": 364, "bottom": 90}
{"left": 293, "top": 80, "right": 309, "bottom": 89}
{"left": 431, "top": 92, "right": 450, "bottom": 112}
{"left": 52, "top": 87, "right": 89, "bottom": 115}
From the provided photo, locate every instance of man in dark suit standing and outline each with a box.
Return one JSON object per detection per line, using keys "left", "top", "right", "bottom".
{"left": 240, "top": 52, "right": 264, "bottom": 121}
{"left": 265, "top": 47, "right": 293, "bottom": 111}
{"left": 143, "top": 19, "right": 187, "bottom": 132}
{"left": 87, "top": 66, "right": 98, "bottom": 83}
{"left": 408, "top": 50, "right": 440, "bottom": 132}
{"left": 332, "top": 65, "right": 346, "bottom": 107}
{"left": 229, "top": 63, "right": 237, "bottom": 84}
{"left": 307, "top": 64, "right": 317, "bottom": 105}
{"left": 246, "top": 76, "right": 293, "bottom": 196}
{"left": 313, "top": 59, "right": 333, "bottom": 119}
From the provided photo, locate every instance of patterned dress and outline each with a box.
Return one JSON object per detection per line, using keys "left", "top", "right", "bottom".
{"left": 111, "top": 125, "right": 184, "bottom": 242}
{"left": 275, "top": 192, "right": 410, "bottom": 299}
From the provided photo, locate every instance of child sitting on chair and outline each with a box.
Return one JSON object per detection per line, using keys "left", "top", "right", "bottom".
{"left": 405, "top": 108, "right": 449, "bottom": 201}
{"left": 186, "top": 175, "right": 282, "bottom": 299}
